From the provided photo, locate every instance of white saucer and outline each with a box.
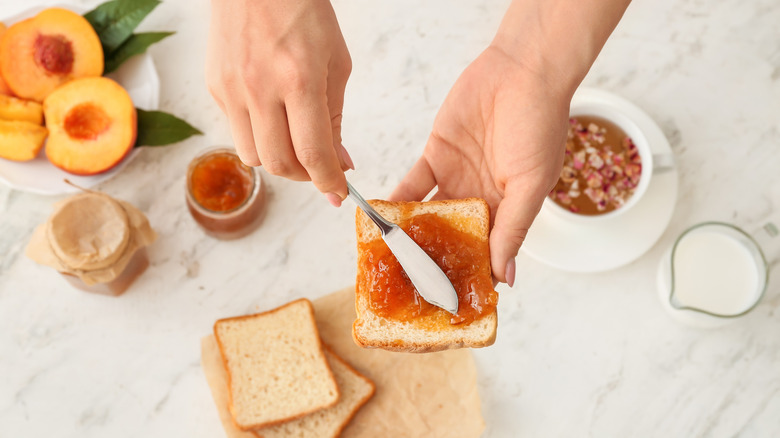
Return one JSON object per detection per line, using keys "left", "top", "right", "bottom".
{"left": 0, "top": 4, "right": 160, "bottom": 196}
{"left": 521, "top": 88, "right": 679, "bottom": 273}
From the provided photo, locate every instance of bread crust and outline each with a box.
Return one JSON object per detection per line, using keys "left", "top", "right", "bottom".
{"left": 214, "top": 298, "right": 340, "bottom": 431}
{"left": 352, "top": 314, "right": 498, "bottom": 354}
{"left": 353, "top": 198, "right": 498, "bottom": 353}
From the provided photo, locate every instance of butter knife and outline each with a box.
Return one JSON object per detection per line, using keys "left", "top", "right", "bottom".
{"left": 347, "top": 181, "right": 459, "bottom": 314}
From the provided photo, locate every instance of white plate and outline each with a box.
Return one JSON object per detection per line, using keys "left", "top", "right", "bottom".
{"left": 0, "top": 4, "right": 160, "bottom": 196}
{"left": 521, "top": 88, "right": 679, "bottom": 273}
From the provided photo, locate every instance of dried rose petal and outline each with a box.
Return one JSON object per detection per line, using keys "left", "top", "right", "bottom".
{"left": 625, "top": 163, "right": 641, "bottom": 177}
{"left": 584, "top": 187, "right": 606, "bottom": 203}
{"left": 573, "top": 151, "right": 586, "bottom": 170}
{"left": 588, "top": 154, "right": 605, "bottom": 169}
{"left": 586, "top": 172, "right": 603, "bottom": 188}
{"left": 556, "top": 191, "right": 572, "bottom": 205}
{"left": 560, "top": 166, "right": 576, "bottom": 183}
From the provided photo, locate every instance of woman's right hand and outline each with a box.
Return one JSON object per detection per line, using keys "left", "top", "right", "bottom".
{"left": 206, "top": 0, "right": 353, "bottom": 206}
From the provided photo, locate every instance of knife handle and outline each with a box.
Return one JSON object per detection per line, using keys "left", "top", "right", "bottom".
{"left": 346, "top": 181, "right": 395, "bottom": 236}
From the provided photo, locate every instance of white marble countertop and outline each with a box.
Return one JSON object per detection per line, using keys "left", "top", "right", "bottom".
{"left": 1, "top": 0, "right": 779, "bottom": 436}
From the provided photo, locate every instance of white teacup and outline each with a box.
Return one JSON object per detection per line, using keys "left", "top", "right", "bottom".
{"left": 545, "top": 89, "right": 674, "bottom": 222}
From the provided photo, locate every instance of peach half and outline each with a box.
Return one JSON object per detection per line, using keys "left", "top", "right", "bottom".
{"left": 0, "top": 119, "right": 48, "bottom": 162}
{"left": 44, "top": 77, "right": 137, "bottom": 175}
{"left": 0, "top": 8, "right": 103, "bottom": 102}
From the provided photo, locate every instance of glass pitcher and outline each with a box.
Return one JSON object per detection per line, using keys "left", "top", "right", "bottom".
{"left": 657, "top": 220, "right": 778, "bottom": 327}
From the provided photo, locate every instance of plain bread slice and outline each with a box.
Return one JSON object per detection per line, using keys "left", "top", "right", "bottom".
{"left": 214, "top": 299, "right": 339, "bottom": 430}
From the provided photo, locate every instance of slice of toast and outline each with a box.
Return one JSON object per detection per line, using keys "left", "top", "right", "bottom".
{"left": 254, "top": 345, "right": 375, "bottom": 438}
{"left": 201, "top": 334, "right": 375, "bottom": 438}
{"left": 214, "top": 299, "right": 339, "bottom": 430}
{"left": 201, "top": 335, "right": 262, "bottom": 438}
{"left": 353, "top": 199, "right": 498, "bottom": 353}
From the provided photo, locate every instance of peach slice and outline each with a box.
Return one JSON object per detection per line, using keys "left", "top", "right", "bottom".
{"left": 0, "top": 119, "right": 48, "bottom": 161}
{"left": 0, "top": 23, "right": 13, "bottom": 97}
{"left": 0, "top": 8, "right": 103, "bottom": 102}
{"left": 0, "top": 95, "right": 43, "bottom": 124}
{"left": 44, "top": 77, "right": 136, "bottom": 175}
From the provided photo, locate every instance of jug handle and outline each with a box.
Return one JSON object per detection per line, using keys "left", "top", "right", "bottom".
{"left": 751, "top": 217, "right": 779, "bottom": 263}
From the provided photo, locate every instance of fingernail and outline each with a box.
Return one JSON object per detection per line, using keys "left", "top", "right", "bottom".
{"left": 325, "top": 192, "right": 343, "bottom": 208}
{"left": 505, "top": 258, "right": 516, "bottom": 288}
{"left": 338, "top": 146, "right": 355, "bottom": 171}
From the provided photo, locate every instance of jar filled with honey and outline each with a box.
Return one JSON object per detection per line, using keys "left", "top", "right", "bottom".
{"left": 186, "top": 148, "right": 266, "bottom": 240}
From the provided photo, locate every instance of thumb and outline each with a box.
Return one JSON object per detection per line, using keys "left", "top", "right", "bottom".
{"left": 489, "top": 179, "right": 547, "bottom": 286}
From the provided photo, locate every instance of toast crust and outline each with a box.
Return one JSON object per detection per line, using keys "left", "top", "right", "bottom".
{"left": 353, "top": 198, "right": 498, "bottom": 353}
{"left": 214, "top": 298, "right": 340, "bottom": 431}
{"left": 352, "top": 314, "right": 498, "bottom": 353}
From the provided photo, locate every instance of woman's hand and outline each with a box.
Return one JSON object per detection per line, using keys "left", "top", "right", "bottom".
{"left": 206, "top": 0, "right": 353, "bottom": 206}
{"left": 391, "top": 0, "right": 631, "bottom": 285}
{"left": 389, "top": 46, "right": 571, "bottom": 286}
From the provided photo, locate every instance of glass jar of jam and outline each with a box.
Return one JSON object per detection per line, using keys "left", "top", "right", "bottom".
{"left": 61, "top": 247, "right": 150, "bottom": 296}
{"left": 186, "top": 148, "right": 266, "bottom": 240}
{"left": 25, "top": 191, "right": 157, "bottom": 297}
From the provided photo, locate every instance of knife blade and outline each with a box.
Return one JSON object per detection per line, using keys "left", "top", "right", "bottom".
{"left": 347, "top": 181, "right": 459, "bottom": 314}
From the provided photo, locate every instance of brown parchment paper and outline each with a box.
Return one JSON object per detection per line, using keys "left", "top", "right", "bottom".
{"left": 200, "top": 286, "right": 485, "bottom": 438}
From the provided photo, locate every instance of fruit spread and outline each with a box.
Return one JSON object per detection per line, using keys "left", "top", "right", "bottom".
{"left": 186, "top": 148, "right": 265, "bottom": 240}
{"left": 361, "top": 212, "right": 497, "bottom": 325}
{"left": 190, "top": 150, "right": 253, "bottom": 211}
{"left": 550, "top": 115, "right": 642, "bottom": 215}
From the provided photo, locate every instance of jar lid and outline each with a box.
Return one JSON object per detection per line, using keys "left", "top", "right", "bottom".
{"left": 26, "top": 189, "right": 157, "bottom": 285}
{"left": 46, "top": 192, "right": 131, "bottom": 271}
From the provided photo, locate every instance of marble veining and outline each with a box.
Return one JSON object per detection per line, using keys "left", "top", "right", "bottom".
{"left": 1, "top": 0, "right": 779, "bottom": 437}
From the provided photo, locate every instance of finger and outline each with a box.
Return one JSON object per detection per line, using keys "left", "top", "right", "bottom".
{"left": 489, "top": 179, "right": 547, "bottom": 286}
{"left": 388, "top": 156, "right": 437, "bottom": 201}
{"left": 336, "top": 142, "right": 355, "bottom": 171}
{"left": 209, "top": 89, "right": 227, "bottom": 113}
{"left": 330, "top": 115, "right": 353, "bottom": 172}
{"left": 430, "top": 190, "right": 450, "bottom": 201}
{"left": 285, "top": 92, "right": 348, "bottom": 199}
{"left": 225, "top": 105, "right": 261, "bottom": 166}
{"left": 327, "top": 64, "right": 352, "bottom": 172}
{"left": 247, "top": 100, "right": 308, "bottom": 181}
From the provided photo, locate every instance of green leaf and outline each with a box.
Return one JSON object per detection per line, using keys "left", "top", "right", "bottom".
{"left": 84, "top": 0, "right": 161, "bottom": 53}
{"left": 104, "top": 31, "right": 174, "bottom": 74}
{"left": 134, "top": 109, "right": 202, "bottom": 147}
